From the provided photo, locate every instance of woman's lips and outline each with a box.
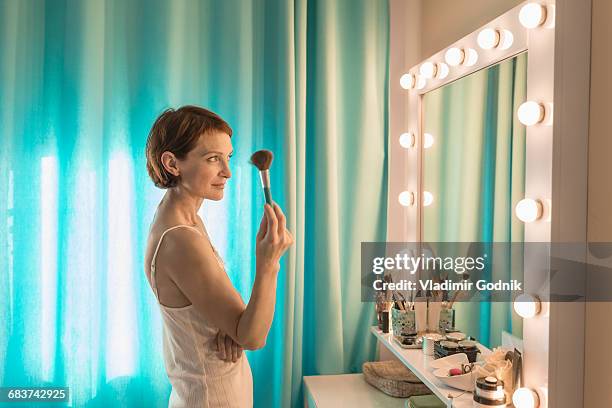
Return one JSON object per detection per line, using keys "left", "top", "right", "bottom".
{"left": 211, "top": 183, "right": 225, "bottom": 189}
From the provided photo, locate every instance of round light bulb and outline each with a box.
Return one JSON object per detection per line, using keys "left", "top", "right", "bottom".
{"left": 499, "top": 29, "right": 514, "bottom": 50}
{"left": 399, "top": 132, "right": 415, "bottom": 148}
{"left": 515, "top": 198, "right": 543, "bottom": 223}
{"left": 519, "top": 3, "right": 546, "bottom": 29}
{"left": 400, "top": 73, "right": 416, "bottom": 89}
{"left": 445, "top": 47, "right": 464, "bottom": 67}
{"left": 398, "top": 191, "right": 414, "bottom": 207}
{"left": 514, "top": 294, "right": 541, "bottom": 318}
{"left": 518, "top": 101, "right": 545, "bottom": 126}
{"left": 465, "top": 48, "right": 479, "bottom": 66}
{"left": 416, "top": 75, "right": 427, "bottom": 90}
{"left": 423, "top": 133, "right": 434, "bottom": 149}
{"left": 423, "top": 191, "right": 434, "bottom": 207}
{"left": 477, "top": 28, "right": 500, "bottom": 50}
{"left": 437, "top": 62, "right": 449, "bottom": 79}
{"left": 513, "top": 387, "right": 540, "bottom": 408}
{"left": 419, "top": 62, "right": 437, "bottom": 79}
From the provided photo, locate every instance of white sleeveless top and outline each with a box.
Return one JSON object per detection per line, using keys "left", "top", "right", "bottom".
{"left": 150, "top": 225, "right": 253, "bottom": 408}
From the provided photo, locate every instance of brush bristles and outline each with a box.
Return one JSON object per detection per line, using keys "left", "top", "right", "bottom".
{"left": 249, "top": 150, "right": 274, "bottom": 171}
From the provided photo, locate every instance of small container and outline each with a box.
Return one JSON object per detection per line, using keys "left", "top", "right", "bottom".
{"left": 375, "top": 298, "right": 392, "bottom": 331}
{"left": 423, "top": 334, "right": 444, "bottom": 356}
{"left": 391, "top": 307, "right": 416, "bottom": 337}
{"left": 439, "top": 307, "right": 455, "bottom": 332}
{"left": 434, "top": 340, "right": 479, "bottom": 362}
{"left": 446, "top": 332, "right": 467, "bottom": 342}
{"left": 473, "top": 376, "right": 506, "bottom": 407}
{"left": 458, "top": 340, "right": 477, "bottom": 349}
{"left": 439, "top": 340, "right": 459, "bottom": 350}
{"left": 381, "top": 311, "right": 390, "bottom": 333}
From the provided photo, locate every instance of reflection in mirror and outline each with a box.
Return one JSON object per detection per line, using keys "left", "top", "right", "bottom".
{"left": 422, "top": 53, "right": 527, "bottom": 347}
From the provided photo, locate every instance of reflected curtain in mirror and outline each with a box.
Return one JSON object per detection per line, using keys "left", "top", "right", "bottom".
{"left": 422, "top": 53, "right": 527, "bottom": 346}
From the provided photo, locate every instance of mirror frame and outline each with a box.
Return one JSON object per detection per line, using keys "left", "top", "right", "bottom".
{"left": 392, "top": 1, "right": 556, "bottom": 405}
{"left": 389, "top": 0, "right": 592, "bottom": 405}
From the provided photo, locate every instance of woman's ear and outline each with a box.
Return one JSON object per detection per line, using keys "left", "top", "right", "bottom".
{"left": 161, "top": 151, "right": 180, "bottom": 177}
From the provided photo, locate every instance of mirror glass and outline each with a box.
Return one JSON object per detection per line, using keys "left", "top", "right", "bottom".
{"left": 421, "top": 52, "right": 527, "bottom": 347}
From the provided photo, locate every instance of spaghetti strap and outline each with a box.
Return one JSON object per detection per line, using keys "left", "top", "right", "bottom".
{"left": 150, "top": 225, "right": 203, "bottom": 299}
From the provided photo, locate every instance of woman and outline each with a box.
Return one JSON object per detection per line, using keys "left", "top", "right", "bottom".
{"left": 144, "top": 105, "right": 293, "bottom": 407}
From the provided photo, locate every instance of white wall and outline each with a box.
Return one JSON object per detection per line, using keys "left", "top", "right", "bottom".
{"left": 420, "top": 0, "right": 524, "bottom": 60}
{"left": 584, "top": 0, "right": 612, "bottom": 405}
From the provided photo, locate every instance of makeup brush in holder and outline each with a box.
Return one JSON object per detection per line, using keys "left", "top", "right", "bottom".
{"left": 250, "top": 150, "right": 274, "bottom": 205}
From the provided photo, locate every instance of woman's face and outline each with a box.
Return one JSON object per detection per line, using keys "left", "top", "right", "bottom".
{"left": 175, "top": 130, "right": 233, "bottom": 201}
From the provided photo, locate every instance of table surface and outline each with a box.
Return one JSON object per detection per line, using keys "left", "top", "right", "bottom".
{"left": 371, "top": 326, "right": 492, "bottom": 408}
{"left": 303, "top": 373, "right": 407, "bottom": 408}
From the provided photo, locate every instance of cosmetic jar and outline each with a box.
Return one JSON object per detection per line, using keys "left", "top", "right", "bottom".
{"left": 391, "top": 307, "right": 416, "bottom": 337}
{"left": 473, "top": 376, "right": 507, "bottom": 407}
{"left": 423, "top": 334, "right": 444, "bottom": 356}
{"left": 446, "top": 332, "right": 467, "bottom": 342}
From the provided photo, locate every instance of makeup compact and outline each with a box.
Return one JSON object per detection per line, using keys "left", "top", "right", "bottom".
{"left": 445, "top": 331, "right": 467, "bottom": 342}
{"left": 458, "top": 340, "right": 477, "bottom": 349}
{"left": 394, "top": 335, "right": 423, "bottom": 349}
{"left": 473, "top": 376, "right": 507, "bottom": 407}
{"left": 434, "top": 339, "right": 480, "bottom": 362}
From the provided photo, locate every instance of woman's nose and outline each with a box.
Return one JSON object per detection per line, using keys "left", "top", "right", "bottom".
{"left": 221, "top": 161, "right": 232, "bottom": 178}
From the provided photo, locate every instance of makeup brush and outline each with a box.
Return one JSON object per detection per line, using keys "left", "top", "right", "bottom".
{"left": 250, "top": 150, "right": 274, "bottom": 205}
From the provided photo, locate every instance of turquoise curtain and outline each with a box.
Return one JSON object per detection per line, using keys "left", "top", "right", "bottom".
{"left": 421, "top": 53, "right": 527, "bottom": 347}
{"left": 0, "top": 0, "right": 389, "bottom": 407}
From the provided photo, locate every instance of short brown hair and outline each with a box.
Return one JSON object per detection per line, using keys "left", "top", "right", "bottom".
{"left": 146, "top": 105, "right": 232, "bottom": 189}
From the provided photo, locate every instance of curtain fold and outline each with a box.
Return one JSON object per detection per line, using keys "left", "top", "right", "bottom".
{"left": 0, "top": 0, "right": 389, "bottom": 406}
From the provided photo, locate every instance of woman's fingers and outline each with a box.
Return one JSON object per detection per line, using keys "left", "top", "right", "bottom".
{"left": 224, "top": 334, "right": 233, "bottom": 362}
{"left": 285, "top": 229, "right": 294, "bottom": 247}
{"left": 264, "top": 203, "right": 278, "bottom": 241}
{"left": 273, "top": 203, "right": 286, "bottom": 238}
{"left": 273, "top": 203, "right": 294, "bottom": 249}
{"left": 256, "top": 210, "right": 267, "bottom": 241}
{"left": 217, "top": 331, "right": 226, "bottom": 359}
{"left": 216, "top": 331, "right": 245, "bottom": 363}
{"left": 232, "top": 341, "right": 239, "bottom": 362}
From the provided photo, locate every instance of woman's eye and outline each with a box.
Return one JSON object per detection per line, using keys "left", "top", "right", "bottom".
{"left": 206, "top": 154, "right": 232, "bottom": 163}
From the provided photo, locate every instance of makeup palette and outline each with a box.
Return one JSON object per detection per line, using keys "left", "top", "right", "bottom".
{"left": 434, "top": 339, "right": 480, "bottom": 362}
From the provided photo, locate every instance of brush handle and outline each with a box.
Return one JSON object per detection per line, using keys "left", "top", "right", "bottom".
{"left": 263, "top": 187, "right": 272, "bottom": 205}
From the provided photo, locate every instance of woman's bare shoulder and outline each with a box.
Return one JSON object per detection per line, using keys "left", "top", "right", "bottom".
{"left": 149, "top": 208, "right": 199, "bottom": 237}
{"left": 150, "top": 222, "right": 204, "bottom": 255}
{"left": 150, "top": 215, "right": 214, "bottom": 264}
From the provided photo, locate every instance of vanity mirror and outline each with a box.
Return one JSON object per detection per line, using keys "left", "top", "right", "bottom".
{"left": 387, "top": 1, "right": 567, "bottom": 406}
{"left": 422, "top": 52, "right": 527, "bottom": 244}
{"left": 421, "top": 53, "right": 528, "bottom": 348}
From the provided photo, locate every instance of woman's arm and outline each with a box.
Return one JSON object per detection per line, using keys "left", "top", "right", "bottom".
{"left": 162, "top": 203, "right": 293, "bottom": 350}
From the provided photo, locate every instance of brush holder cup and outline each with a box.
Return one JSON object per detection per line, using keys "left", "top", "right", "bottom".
{"left": 439, "top": 308, "right": 456, "bottom": 333}
{"left": 391, "top": 308, "right": 417, "bottom": 338}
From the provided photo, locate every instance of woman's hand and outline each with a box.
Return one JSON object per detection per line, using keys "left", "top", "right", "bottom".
{"left": 255, "top": 203, "right": 294, "bottom": 271}
{"left": 216, "top": 330, "right": 243, "bottom": 363}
